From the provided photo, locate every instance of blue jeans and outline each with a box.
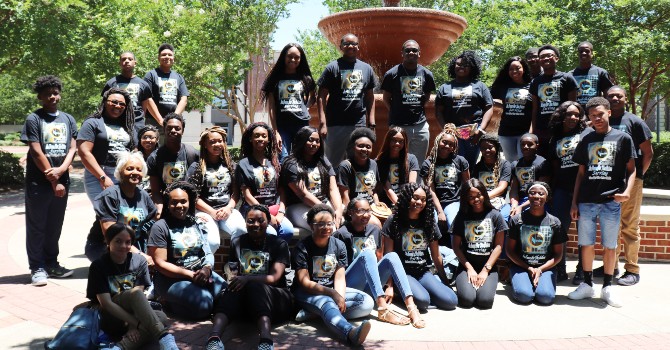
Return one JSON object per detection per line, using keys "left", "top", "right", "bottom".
{"left": 154, "top": 271, "right": 226, "bottom": 320}
{"left": 278, "top": 122, "right": 309, "bottom": 163}
{"left": 498, "top": 135, "right": 523, "bottom": 163}
{"left": 84, "top": 167, "right": 118, "bottom": 204}
{"left": 509, "top": 265, "right": 556, "bottom": 305}
{"left": 407, "top": 271, "right": 457, "bottom": 310}
{"left": 293, "top": 287, "right": 374, "bottom": 341}
{"left": 345, "top": 250, "right": 414, "bottom": 301}
{"left": 395, "top": 121, "right": 430, "bottom": 164}
{"left": 577, "top": 201, "right": 621, "bottom": 249}
{"left": 459, "top": 137, "right": 481, "bottom": 169}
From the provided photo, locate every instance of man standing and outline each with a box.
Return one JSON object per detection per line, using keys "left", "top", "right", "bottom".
{"left": 102, "top": 51, "right": 161, "bottom": 133}
{"left": 381, "top": 40, "right": 436, "bottom": 163}
{"left": 588, "top": 86, "right": 652, "bottom": 286}
{"left": 525, "top": 47, "right": 543, "bottom": 79}
{"left": 317, "top": 33, "right": 376, "bottom": 164}
{"left": 570, "top": 42, "right": 614, "bottom": 106}
{"left": 529, "top": 44, "right": 578, "bottom": 158}
{"left": 568, "top": 97, "right": 636, "bottom": 307}
{"left": 144, "top": 43, "right": 189, "bottom": 127}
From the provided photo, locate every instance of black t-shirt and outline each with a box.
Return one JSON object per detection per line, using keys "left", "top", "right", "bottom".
{"left": 263, "top": 74, "right": 311, "bottom": 126}
{"left": 529, "top": 72, "right": 578, "bottom": 132}
{"left": 572, "top": 128, "right": 636, "bottom": 203}
{"left": 281, "top": 157, "right": 336, "bottom": 206}
{"left": 511, "top": 155, "right": 551, "bottom": 199}
{"left": 549, "top": 131, "right": 583, "bottom": 191}
{"left": 569, "top": 65, "right": 614, "bottom": 106}
{"left": 87, "top": 252, "right": 151, "bottom": 301}
{"left": 318, "top": 58, "right": 376, "bottom": 126}
{"left": 148, "top": 218, "right": 213, "bottom": 270}
{"left": 435, "top": 80, "right": 492, "bottom": 126}
{"left": 77, "top": 117, "right": 132, "bottom": 168}
{"left": 102, "top": 75, "right": 153, "bottom": 126}
{"left": 94, "top": 185, "right": 157, "bottom": 240}
{"left": 381, "top": 214, "right": 440, "bottom": 278}
{"left": 378, "top": 153, "right": 420, "bottom": 193}
{"left": 144, "top": 68, "right": 189, "bottom": 117}
{"left": 235, "top": 157, "right": 280, "bottom": 207}
{"left": 333, "top": 223, "right": 381, "bottom": 265}
{"left": 292, "top": 236, "right": 348, "bottom": 288}
{"left": 490, "top": 83, "right": 532, "bottom": 136}
{"left": 450, "top": 209, "right": 508, "bottom": 271}
{"left": 472, "top": 160, "right": 512, "bottom": 196}
{"left": 337, "top": 159, "right": 380, "bottom": 203}
{"left": 186, "top": 161, "right": 234, "bottom": 208}
{"left": 609, "top": 112, "right": 653, "bottom": 180}
{"left": 21, "top": 109, "right": 78, "bottom": 186}
{"left": 230, "top": 234, "right": 290, "bottom": 288}
{"left": 420, "top": 154, "right": 469, "bottom": 206}
{"left": 508, "top": 211, "right": 565, "bottom": 267}
{"left": 381, "top": 64, "right": 436, "bottom": 125}
{"left": 146, "top": 144, "right": 199, "bottom": 191}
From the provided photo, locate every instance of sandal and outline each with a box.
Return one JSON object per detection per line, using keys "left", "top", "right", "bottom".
{"left": 377, "top": 307, "right": 410, "bottom": 325}
{"left": 406, "top": 304, "right": 426, "bottom": 329}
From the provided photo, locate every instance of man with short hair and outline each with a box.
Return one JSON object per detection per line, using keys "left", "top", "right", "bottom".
{"left": 529, "top": 44, "right": 578, "bottom": 158}
{"left": 569, "top": 42, "right": 614, "bottom": 106}
{"left": 102, "top": 51, "right": 161, "bottom": 133}
{"left": 317, "top": 33, "right": 376, "bottom": 164}
{"left": 144, "top": 43, "right": 189, "bottom": 127}
{"left": 381, "top": 39, "right": 436, "bottom": 164}
{"left": 568, "top": 97, "right": 636, "bottom": 308}
{"left": 525, "top": 47, "right": 543, "bottom": 79}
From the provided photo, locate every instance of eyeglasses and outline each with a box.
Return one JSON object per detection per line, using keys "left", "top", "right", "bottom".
{"left": 353, "top": 209, "right": 371, "bottom": 215}
{"left": 108, "top": 99, "right": 127, "bottom": 108}
{"left": 312, "top": 222, "right": 336, "bottom": 229}
{"left": 404, "top": 48, "right": 419, "bottom": 54}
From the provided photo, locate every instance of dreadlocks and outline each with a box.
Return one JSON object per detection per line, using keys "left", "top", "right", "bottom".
{"left": 425, "top": 123, "right": 459, "bottom": 187}
{"left": 86, "top": 87, "right": 136, "bottom": 150}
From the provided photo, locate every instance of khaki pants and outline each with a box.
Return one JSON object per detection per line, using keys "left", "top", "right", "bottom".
{"left": 616, "top": 178, "right": 643, "bottom": 274}
{"left": 113, "top": 288, "right": 169, "bottom": 350}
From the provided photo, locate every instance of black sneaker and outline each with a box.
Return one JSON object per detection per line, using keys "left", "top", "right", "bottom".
{"left": 593, "top": 265, "right": 619, "bottom": 278}
{"left": 556, "top": 265, "right": 568, "bottom": 283}
{"left": 46, "top": 264, "right": 73, "bottom": 278}
{"left": 571, "top": 268, "right": 584, "bottom": 285}
{"left": 617, "top": 271, "right": 640, "bottom": 286}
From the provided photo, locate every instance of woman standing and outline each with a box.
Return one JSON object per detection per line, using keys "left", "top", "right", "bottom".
{"left": 375, "top": 127, "right": 420, "bottom": 206}
{"left": 78, "top": 88, "right": 135, "bottom": 203}
{"left": 136, "top": 125, "right": 159, "bottom": 191}
{"left": 490, "top": 56, "right": 533, "bottom": 161}
{"left": 261, "top": 43, "right": 316, "bottom": 160}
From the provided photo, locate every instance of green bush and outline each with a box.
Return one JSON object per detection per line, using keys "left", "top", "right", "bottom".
{"left": 0, "top": 150, "right": 24, "bottom": 189}
{"left": 644, "top": 142, "right": 670, "bottom": 189}
{"left": 229, "top": 147, "right": 242, "bottom": 163}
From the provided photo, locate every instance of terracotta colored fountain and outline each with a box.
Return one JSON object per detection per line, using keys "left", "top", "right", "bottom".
{"left": 314, "top": 1, "right": 478, "bottom": 156}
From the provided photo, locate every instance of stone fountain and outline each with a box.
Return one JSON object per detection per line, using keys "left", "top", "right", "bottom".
{"left": 316, "top": 1, "right": 468, "bottom": 153}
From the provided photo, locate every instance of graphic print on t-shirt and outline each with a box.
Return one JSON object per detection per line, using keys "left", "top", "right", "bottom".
{"left": 520, "top": 225, "right": 552, "bottom": 265}
{"left": 278, "top": 80, "right": 304, "bottom": 113}
{"left": 401, "top": 76, "right": 424, "bottom": 105}
{"left": 556, "top": 134, "right": 580, "bottom": 169}
{"left": 169, "top": 226, "right": 203, "bottom": 268}
{"left": 312, "top": 254, "right": 337, "bottom": 281}
{"left": 464, "top": 218, "right": 493, "bottom": 255}
{"left": 341, "top": 70, "right": 364, "bottom": 101}
{"left": 117, "top": 82, "right": 140, "bottom": 106}
{"left": 612, "top": 124, "right": 628, "bottom": 133}
{"left": 159, "top": 78, "right": 178, "bottom": 105}
{"left": 105, "top": 124, "right": 130, "bottom": 156}
{"left": 42, "top": 121, "right": 68, "bottom": 158}
{"left": 538, "top": 81, "right": 561, "bottom": 114}
{"left": 504, "top": 88, "right": 530, "bottom": 116}
{"left": 352, "top": 235, "right": 376, "bottom": 260}
{"left": 515, "top": 166, "right": 535, "bottom": 192}
{"left": 119, "top": 206, "right": 146, "bottom": 230}
{"left": 107, "top": 272, "right": 136, "bottom": 295}
{"left": 402, "top": 228, "right": 427, "bottom": 252}
{"left": 587, "top": 141, "right": 616, "bottom": 180}
{"left": 479, "top": 171, "right": 497, "bottom": 191}
{"left": 453, "top": 85, "right": 473, "bottom": 108}
{"left": 162, "top": 161, "right": 187, "bottom": 185}
{"left": 240, "top": 249, "right": 270, "bottom": 275}
{"left": 573, "top": 75, "right": 598, "bottom": 104}
{"left": 354, "top": 170, "right": 376, "bottom": 196}
{"left": 388, "top": 164, "right": 400, "bottom": 190}
{"left": 435, "top": 164, "right": 457, "bottom": 188}
{"left": 206, "top": 166, "right": 231, "bottom": 202}
{"left": 306, "top": 166, "right": 322, "bottom": 195}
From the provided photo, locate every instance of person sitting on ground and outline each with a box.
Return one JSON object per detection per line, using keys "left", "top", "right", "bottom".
{"left": 375, "top": 127, "right": 420, "bottom": 207}
{"left": 205, "top": 205, "right": 293, "bottom": 350}
{"left": 333, "top": 198, "right": 425, "bottom": 328}
{"left": 87, "top": 223, "right": 178, "bottom": 350}
{"left": 281, "top": 126, "right": 343, "bottom": 230}
{"left": 292, "top": 204, "right": 374, "bottom": 346}
{"left": 382, "top": 183, "right": 458, "bottom": 311}
{"left": 148, "top": 181, "right": 225, "bottom": 320}
{"left": 472, "top": 134, "right": 512, "bottom": 221}
{"left": 451, "top": 178, "right": 507, "bottom": 309}
{"left": 506, "top": 182, "right": 565, "bottom": 305}
{"left": 509, "top": 133, "right": 551, "bottom": 217}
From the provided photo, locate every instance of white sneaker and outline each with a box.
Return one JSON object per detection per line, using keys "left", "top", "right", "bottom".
{"left": 568, "top": 282, "right": 595, "bottom": 300}
{"left": 159, "top": 333, "right": 179, "bottom": 350}
{"left": 601, "top": 286, "right": 623, "bottom": 308}
{"left": 31, "top": 268, "right": 48, "bottom": 286}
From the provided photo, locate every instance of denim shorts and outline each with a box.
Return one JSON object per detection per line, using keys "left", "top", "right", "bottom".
{"left": 577, "top": 201, "right": 621, "bottom": 249}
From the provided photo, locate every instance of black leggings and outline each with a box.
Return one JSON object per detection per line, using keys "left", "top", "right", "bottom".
{"left": 213, "top": 281, "right": 293, "bottom": 322}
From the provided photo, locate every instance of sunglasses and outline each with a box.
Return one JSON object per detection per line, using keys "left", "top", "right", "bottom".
{"left": 404, "top": 48, "right": 419, "bottom": 54}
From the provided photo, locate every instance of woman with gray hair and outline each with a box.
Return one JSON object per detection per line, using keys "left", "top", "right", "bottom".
{"left": 85, "top": 151, "right": 157, "bottom": 263}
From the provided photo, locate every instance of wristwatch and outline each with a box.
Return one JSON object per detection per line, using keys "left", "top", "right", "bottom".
{"left": 99, "top": 175, "right": 106, "bottom": 182}
{"left": 484, "top": 264, "right": 493, "bottom": 272}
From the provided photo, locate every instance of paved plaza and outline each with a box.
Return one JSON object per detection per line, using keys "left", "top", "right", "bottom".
{"left": 1, "top": 165, "right": 669, "bottom": 349}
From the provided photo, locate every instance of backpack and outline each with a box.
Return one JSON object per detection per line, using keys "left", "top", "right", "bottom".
{"left": 45, "top": 306, "right": 100, "bottom": 350}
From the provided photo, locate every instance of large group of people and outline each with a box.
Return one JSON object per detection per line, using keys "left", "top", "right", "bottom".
{"left": 20, "top": 35, "right": 654, "bottom": 349}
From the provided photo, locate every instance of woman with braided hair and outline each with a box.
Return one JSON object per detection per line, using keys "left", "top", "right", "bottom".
{"left": 382, "top": 183, "right": 458, "bottom": 311}
{"left": 471, "top": 134, "right": 512, "bottom": 221}
{"left": 235, "top": 122, "right": 294, "bottom": 241}
{"left": 186, "top": 126, "right": 246, "bottom": 247}
{"left": 78, "top": 87, "right": 136, "bottom": 204}
{"left": 375, "top": 126, "right": 420, "bottom": 206}
{"left": 148, "top": 181, "right": 225, "bottom": 320}
{"left": 420, "top": 123, "right": 470, "bottom": 231}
